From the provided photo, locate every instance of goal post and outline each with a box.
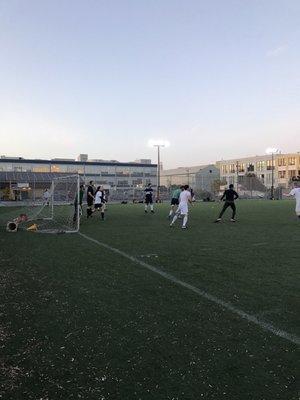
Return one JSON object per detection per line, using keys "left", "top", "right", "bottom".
{"left": 48, "top": 174, "right": 81, "bottom": 233}
{"left": 5, "top": 174, "right": 81, "bottom": 234}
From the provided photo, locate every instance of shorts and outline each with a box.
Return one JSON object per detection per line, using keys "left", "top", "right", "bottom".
{"left": 145, "top": 196, "right": 153, "bottom": 204}
{"left": 87, "top": 198, "right": 94, "bottom": 207}
{"left": 94, "top": 203, "right": 103, "bottom": 209}
{"left": 171, "top": 198, "right": 179, "bottom": 206}
{"left": 177, "top": 202, "right": 188, "bottom": 215}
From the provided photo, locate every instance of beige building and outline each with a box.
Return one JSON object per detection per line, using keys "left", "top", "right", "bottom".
{"left": 161, "top": 164, "right": 220, "bottom": 192}
{"left": 217, "top": 152, "right": 300, "bottom": 189}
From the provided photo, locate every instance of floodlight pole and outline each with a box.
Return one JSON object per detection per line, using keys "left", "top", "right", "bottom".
{"left": 271, "top": 152, "right": 274, "bottom": 200}
{"left": 236, "top": 160, "right": 239, "bottom": 191}
{"left": 154, "top": 145, "right": 163, "bottom": 202}
{"left": 186, "top": 168, "right": 190, "bottom": 186}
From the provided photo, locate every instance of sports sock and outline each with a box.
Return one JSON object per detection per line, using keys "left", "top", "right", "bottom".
{"left": 171, "top": 214, "right": 178, "bottom": 224}
{"left": 183, "top": 215, "right": 188, "bottom": 227}
{"left": 150, "top": 204, "right": 154, "bottom": 211}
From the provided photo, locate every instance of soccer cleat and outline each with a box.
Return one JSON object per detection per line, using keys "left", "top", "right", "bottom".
{"left": 144, "top": 210, "right": 148, "bottom": 213}
{"left": 169, "top": 223, "right": 174, "bottom": 227}
{"left": 182, "top": 226, "right": 187, "bottom": 229}
{"left": 230, "top": 218, "right": 236, "bottom": 222}
{"left": 151, "top": 210, "right": 154, "bottom": 213}
{"left": 214, "top": 218, "right": 221, "bottom": 223}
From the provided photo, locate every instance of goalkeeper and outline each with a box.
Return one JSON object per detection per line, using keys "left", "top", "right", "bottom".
{"left": 215, "top": 184, "right": 239, "bottom": 222}
{"left": 73, "top": 184, "right": 85, "bottom": 222}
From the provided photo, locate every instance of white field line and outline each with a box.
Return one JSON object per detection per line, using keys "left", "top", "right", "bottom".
{"left": 79, "top": 232, "right": 300, "bottom": 346}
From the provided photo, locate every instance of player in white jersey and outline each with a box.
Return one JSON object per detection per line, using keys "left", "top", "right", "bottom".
{"left": 170, "top": 185, "right": 192, "bottom": 229}
{"left": 94, "top": 186, "right": 105, "bottom": 220}
{"left": 284, "top": 182, "right": 300, "bottom": 218}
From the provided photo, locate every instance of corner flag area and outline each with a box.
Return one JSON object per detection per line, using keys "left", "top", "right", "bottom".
{"left": 0, "top": 200, "right": 299, "bottom": 399}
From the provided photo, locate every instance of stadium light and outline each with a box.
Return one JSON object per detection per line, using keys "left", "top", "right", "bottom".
{"left": 265, "top": 148, "right": 280, "bottom": 200}
{"left": 148, "top": 139, "right": 170, "bottom": 202}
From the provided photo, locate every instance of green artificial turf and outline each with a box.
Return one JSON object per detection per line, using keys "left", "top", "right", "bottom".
{"left": 0, "top": 200, "right": 299, "bottom": 399}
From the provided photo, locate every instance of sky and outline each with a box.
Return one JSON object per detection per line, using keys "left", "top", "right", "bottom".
{"left": 0, "top": 0, "right": 299, "bottom": 168}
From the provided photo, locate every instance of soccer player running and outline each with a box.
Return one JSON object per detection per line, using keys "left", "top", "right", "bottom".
{"left": 170, "top": 185, "right": 192, "bottom": 229}
{"left": 144, "top": 183, "right": 154, "bottom": 213}
{"left": 215, "top": 183, "right": 239, "bottom": 223}
{"left": 284, "top": 181, "right": 300, "bottom": 219}
{"left": 168, "top": 186, "right": 183, "bottom": 219}
{"left": 86, "top": 180, "right": 95, "bottom": 218}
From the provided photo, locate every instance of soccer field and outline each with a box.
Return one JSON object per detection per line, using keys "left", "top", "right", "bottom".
{"left": 1, "top": 200, "right": 299, "bottom": 399}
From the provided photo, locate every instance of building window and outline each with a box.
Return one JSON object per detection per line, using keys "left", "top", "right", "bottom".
{"left": 50, "top": 165, "right": 60, "bottom": 172}
{"left": 256, "top": 161, "right": 265, "bottom": 171}
{"left": 278, "top": 158, "right": 286, "bottom": 167}
{"left": 238, "top": 163, "right": 245, "bottom": 172}
{"left": 229, "top": 164, "right": 235, "bottom": 173}
{"left": 117, "top": 180, "right": 129, "bottom": 187}
{"left": 288, "top": 157, "right": 296, "bottom": 165}
{"left": 266, "top": 160, "right": 275, "bottom": 170}
{"left": 132, "top": 179, "right": 143, "bottom": 187}
{"left": 288, "top": 170, "right": 296, "bottom": 179}
{"left": 278, "top": 171, "right": 286, "bottom": 179}
{"left": 221, "top": 165, "right": 228, "bottom": 174}
{"left": 131, "top": 172, "right": 143, "bottom": 177}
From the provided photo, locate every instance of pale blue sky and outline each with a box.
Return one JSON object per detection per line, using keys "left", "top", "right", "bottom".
{"left": 0, "top": 0, "right": 299, "bottom": 168}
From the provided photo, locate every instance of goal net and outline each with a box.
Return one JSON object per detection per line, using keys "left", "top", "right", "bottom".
{"left": 5, "top": 174, "right": 81, "bottom": 234}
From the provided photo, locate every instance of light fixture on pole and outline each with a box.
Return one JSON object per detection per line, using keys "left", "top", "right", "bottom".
{"left": 265, "top": 147, "right": 280, "bottom": 200}
{"left": 148, "top": 139, "right": 170, "bottom": 202}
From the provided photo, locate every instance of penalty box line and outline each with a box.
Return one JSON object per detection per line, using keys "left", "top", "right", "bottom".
{"left": 79, "top": 232, "right": 300, "bottom": 346}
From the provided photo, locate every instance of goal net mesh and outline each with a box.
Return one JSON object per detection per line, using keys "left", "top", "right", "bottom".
{"left": 3, "top": 175, "right": 80, "bottom": 234}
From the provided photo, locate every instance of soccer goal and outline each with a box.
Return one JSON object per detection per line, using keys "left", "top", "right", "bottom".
{"left": 6, "top": 174, "right": 81, "bottom": 234}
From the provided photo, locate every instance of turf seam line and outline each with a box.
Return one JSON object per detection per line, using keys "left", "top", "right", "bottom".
{"left": 79, "top": 232, "right": 300, "bottom": 346}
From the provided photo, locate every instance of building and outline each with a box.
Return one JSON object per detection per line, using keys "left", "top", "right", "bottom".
{"left": 217, "top": 152, "right": 300, "bottom": 190}
{"left": 161, "top": 164, "right": 220, "bottom": 192}
{"left": 0, "top": 155, "right": 157, "bottom": 201}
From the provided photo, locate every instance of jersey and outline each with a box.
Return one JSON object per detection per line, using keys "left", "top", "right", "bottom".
{"left": 95, "top": 190, "right": 104, "bottom": 204}
{"left": 74, "top": 188, "right": 84, "bottom": 205}
{"left": 43, "top": 191, "right": 50, "bottom": 200}
{"left": 172, "top": 188, "right": 181, "bottom": 199}
{"left": 179, "top": 190, "right": 191, "bottom": 204}
{"left": 86, "top": 185, "right": 94, "bottom": 206}
{"left": 177, "top": 190, "right": 191, "bottom": 214}
{"left": 221, "top": 189, "right": 239, "bottom": 202}
{"left": 289, "top": 188, "right": 300, "bottom": 200}
{"left": 144, "top": 187, "right": 153, "bottom": 198}
{"left": 289, "top": 188, "right": 300, "bottom": 214}
{"left": 87, "top": 185, "right": 94, "bottom": 198}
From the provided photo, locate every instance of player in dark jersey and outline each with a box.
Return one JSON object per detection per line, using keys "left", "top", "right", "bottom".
{"left": 215, "top": 184, "right": 239, "bottom": 222}
{"left": 144, "top": 183, "right": 154, "bottom": 213}
{"left": 86, "top": 180, "right": 95, "bottom": 218}
{"left": 73, "top": 184, "right": 84, "bottom": 222}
